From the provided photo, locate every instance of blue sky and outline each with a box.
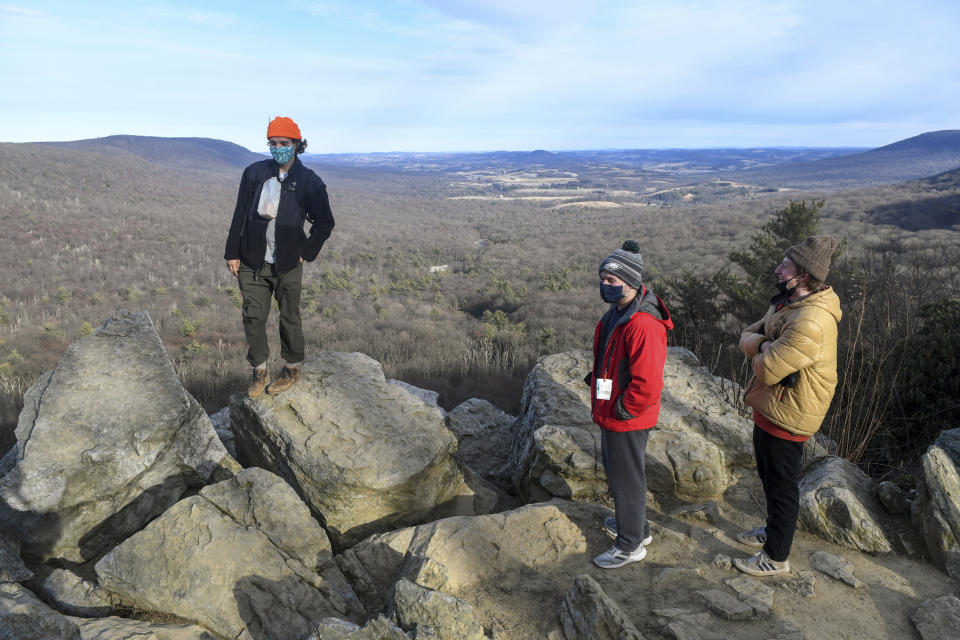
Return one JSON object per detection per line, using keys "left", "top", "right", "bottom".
{"left": 2, "top": 1, "right": 959, "bottom": 152}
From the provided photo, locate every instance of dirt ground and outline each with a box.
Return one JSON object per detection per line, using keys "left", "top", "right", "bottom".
{"left": 459, "top": 472, "right": 960, "bottom": 640}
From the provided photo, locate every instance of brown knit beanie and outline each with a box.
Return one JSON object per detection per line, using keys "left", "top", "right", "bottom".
{"left": 785, "top": 235, "right": 838, "bottom": 282}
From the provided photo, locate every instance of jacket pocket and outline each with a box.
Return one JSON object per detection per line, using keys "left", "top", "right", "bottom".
{"left": 614, "top": 396, "right": 636, "bottom": 421}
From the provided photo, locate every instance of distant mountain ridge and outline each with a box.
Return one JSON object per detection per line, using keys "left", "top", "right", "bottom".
{"left": 720, "top": 130, "right": 960, "bottom": 189}
{"left": 42, "top": 135, "right": 264, "bottom": 170}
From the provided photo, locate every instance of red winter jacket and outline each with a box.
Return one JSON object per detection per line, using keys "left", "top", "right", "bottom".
{"left": 588, "top": 288, "right": 673, "bottom": 432}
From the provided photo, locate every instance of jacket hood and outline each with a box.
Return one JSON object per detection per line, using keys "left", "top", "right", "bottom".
{"left": 636, "top": 288, "right": 675, "bottom": 330}
{"left": 791, "top": 286, "right": 842, "bottom": 323}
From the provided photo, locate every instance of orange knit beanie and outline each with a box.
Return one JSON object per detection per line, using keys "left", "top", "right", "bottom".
{"left": 267, "top": 116, "right": 301, "bottom": 140}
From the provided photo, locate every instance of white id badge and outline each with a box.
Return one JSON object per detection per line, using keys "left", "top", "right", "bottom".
{"left": 596, "top": 378, "right": 613, "bottom": 400}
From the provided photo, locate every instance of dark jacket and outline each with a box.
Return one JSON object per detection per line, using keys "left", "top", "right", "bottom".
{"left": 588, "top": 287, "right": 674, "bottom": 432}
{"left": 224, "top": 157, "right": 334, "bottom": 274}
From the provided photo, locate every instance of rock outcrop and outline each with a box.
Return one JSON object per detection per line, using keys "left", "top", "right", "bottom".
{"left": 509, "top": 348, "right": 752, "bottom": 502}
{"left": 798, "top": 456, "right": 893, "bottom": 553}
{"left": 337, "top": 501, "right": 605, "bottom": 609}
{"left": 913, "top": 444, "right": 960, "bottom": 577}
{"left": 0, "top": 530, "right": 31, "bottom": 583}
{"left": 0, "top": 311, "right": 236, "bottom": 563}
{"left": 231, "top": 351, "right": 493, "bottom": 548}
{"left": 96, "top": 467, "right": 363, "bottom": 640}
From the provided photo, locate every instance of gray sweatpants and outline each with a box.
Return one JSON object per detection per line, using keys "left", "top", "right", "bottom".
{"left": 601, "top": 427, "right": 651, "bottom": 552}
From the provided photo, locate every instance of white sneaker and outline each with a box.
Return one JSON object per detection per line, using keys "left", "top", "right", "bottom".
{"left": 736, "top": 526, "right": 767, "bottom": 548}
{"left": 733, "top": 549, "right": 789, "bottom": 576}
{"left": 601, "top": 517, "right": 653, "bottom": 546}
{"left": 593, "top": 544, "right": 647, "bottom": 569}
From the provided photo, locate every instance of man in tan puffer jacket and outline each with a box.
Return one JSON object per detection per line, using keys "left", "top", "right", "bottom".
{"left": 733, "top": 236, "right": 842, "bottom": 577}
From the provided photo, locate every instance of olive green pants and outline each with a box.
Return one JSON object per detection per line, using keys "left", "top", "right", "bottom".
{"left": 237, "top": 262, "right": 304, "bottom": 367}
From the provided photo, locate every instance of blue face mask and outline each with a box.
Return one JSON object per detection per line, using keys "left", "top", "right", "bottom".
{"left": 600, "top": 283, "right": 625, "bottom": 303}
{"left": 270, "top": 145, "right": 295, "bottom": 165}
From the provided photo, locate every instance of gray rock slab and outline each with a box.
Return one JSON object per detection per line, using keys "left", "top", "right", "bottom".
{"left": 231, "top": 351, "right": 491, "bottom": 548}
{"left": 910, "top": 595, "right": 960, "bottom": 640}
{"left": 0, "top": 311, "right": 236, "bottom": 564}
{"left": 337, "top": 501, "right": 605, "bottom": 610}
{"left": 559, "top": 574, "right": 645, "bottom": 640}
{"left": 71, "top": 615, "right": 219, "bottom": 639}
{"left": 724, "top": 575, "right": 774, "bottom": 617}
{"left": 663, "top": 620, "right": 702, "bottom": 640}
{"left": 34, "top": 567, "right": 114, "bottom": 617}
{"left": 809, "top": 551, "right": 864, "bottom": 588}
{"left": 798, "top": 456, "right": 892, "bottom": 553}
{"left": 772, "top": 570, "right": 817, "bottom": 598}
{"left": 96, "top": 467, "right": 363, "bottom": 640}
{"left": 393, "top": 578, "right": 486, "bottom": 640}
{"left": 0, "top": 582, "right": 80, "bottom": 639}
{"left": 309, "top": 615, "right": 412, "bottom": 639}
{"left": 445, "top": 398, "right": 516, "bottom": 488}
{"left": 697, "top": 588, "right": 754, "bottom": 621}
{"left": 914, "top": 445, "right": 960, "bottom": 577}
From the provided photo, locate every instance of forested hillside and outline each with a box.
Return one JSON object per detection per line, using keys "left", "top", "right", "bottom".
{"left": 1, "top": 136, "right": 958, "bottom": 476}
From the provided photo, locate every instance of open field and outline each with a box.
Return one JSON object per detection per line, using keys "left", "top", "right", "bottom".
{"left": 1, "top": 137, "right": 959, "bottom": 467}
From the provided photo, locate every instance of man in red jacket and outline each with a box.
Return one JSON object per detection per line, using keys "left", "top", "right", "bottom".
{"left": 588, "top": 240, "right": 674, "bottom": 569}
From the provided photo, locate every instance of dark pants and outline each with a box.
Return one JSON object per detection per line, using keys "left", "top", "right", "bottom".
{"left": 237, "top": 262, "right": 304, "bottom": 367}
{"left": 601, "top": 428, "right": 651, "bottom": 553}
{"left": 753, "top": 423, "right": 804, "bottom": 562}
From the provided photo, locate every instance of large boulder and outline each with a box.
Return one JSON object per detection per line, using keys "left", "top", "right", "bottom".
{"left": 96, "top": 467, "right": 363, "bottom": 640}
{"left": 337, "top": 501, "right": 606, "bottom": 610}
{"left": 70, "top": 616, "right": 219, "bottom": 639}
{"left": 913, "top": 445, "right": 960, "bottom": 577}
{"left": 934, "top": 428, "right": 960, "bottom": 468}
{"left": 0, "top": 582, "right": 80, "bottom": 639}
{"left": 508, "top": 349, "right": 751, "bottom": 502}
{"left": 231, "top": 352, "right": 492, "bottom": 548}
{"left": 445, "top": 398, "right": 516, "bottom": 489}
{"left": 798, "top": 456, "right": 893, "bottom": 553}
{"left": 0, "top": 312, "right": 236, "bottom": 564}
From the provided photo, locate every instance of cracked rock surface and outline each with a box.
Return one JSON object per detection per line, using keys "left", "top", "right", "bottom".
{"left": 96, "top": 467, "right": 363, "bottom": 640}
{"left": 0, "top": 311, "right": 236, "bottom": 564}
{"left": 231, "top": 351, "right": 492, "bottom": 548}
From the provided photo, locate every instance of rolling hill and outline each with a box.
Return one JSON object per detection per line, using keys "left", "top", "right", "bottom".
{"left": 720, "top": 130, "right": 960, "bottom": 189}
{"left": 42, "top": 135, "right": 264, "bottom": 171}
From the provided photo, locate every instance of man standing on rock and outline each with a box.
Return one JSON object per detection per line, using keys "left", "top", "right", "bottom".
{"left": 588, "top": 240, "right": 674, "bottom": 569}
{"left": 735, "top": 236, "right": 841, "bottom": 576}
{"left": 224, "top": 117, "right": 334, "bottom": 398}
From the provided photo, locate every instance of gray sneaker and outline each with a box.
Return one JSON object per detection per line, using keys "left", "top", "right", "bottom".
{"left": 593, "top": 543, "right": 647, "bottom": 569}
{"left": 736, "top": 526, "right": 767, "bottom": 548}
{"left": 602, "top": 517, "right": 653, "bottom": 546}
{"left": 733, "top": 550, "right": 789, "bottom": 576}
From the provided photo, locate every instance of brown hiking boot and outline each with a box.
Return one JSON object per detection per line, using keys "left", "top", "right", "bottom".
{"left": 248, "top": 368, "right": 270, "bottom": 398}
{"left": 266, "top": 365, "right": 300, "bottom": 394}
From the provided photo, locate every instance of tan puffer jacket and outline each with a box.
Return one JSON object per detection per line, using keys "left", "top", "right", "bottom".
{"left": 740, "top": 287, "right": 842, "bottom": 437}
